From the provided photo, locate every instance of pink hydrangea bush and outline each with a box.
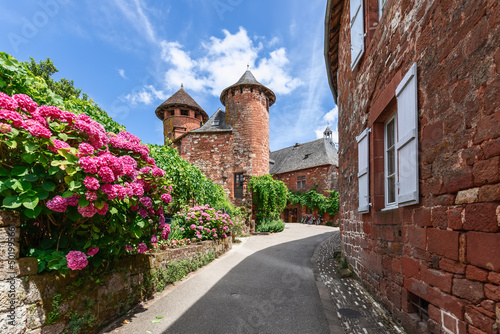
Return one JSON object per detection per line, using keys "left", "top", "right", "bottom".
{"left": 0, "top": 92, "right": 173, "bottom": 273}
{"left": 176, "top": 205, "right": 233, "bottom": 241}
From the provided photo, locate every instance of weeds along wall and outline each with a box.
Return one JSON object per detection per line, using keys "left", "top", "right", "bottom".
{"left": 0, "top": 211, "right": 232, "bottom": 334}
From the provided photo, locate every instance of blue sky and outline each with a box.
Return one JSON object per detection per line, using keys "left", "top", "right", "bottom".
{"left": 0, "top": 0, "right": 337, "bottom": 152}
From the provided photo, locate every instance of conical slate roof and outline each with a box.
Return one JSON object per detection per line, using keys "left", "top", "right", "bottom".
{"left": 155, "top": 86, "right": 207, "bottom": 120}
{"left": 234, "top": 70, "right": 262, "bottom": 85}
{"left": 220, "top": 70, "right": 276, "bottom": 107}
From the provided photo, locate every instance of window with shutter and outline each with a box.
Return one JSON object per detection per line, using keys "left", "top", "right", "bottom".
{"left": 357, "top": 128, "right": 370, "bottom": 213}
{"left": 350, "top": 0, "right": 365, "bottom": 69}
{"left": 396, "top": 63, "right": 419, "bottom": 206}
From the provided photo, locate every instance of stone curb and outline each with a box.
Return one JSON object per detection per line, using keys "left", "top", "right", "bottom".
{"left": 311, "top": 235, "right": 345, "bottom": 334}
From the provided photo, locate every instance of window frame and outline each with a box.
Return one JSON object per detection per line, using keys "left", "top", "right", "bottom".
{"left": 384, "top": 113, "right": 398, "bottom": 209}
{"left": 378, "top": 0, "right": 388, "bottom": 18}
{"left": 297, "top": 176, "right": 306, "bottom": 190}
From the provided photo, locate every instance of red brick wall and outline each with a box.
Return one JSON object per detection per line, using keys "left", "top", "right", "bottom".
{"left": 334, "top": 0, "right": 499, "bottom": 333}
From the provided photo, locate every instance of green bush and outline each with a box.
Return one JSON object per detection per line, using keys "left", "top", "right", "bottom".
{"left": 255, "top": 218, "right": 285, "bottom": 233}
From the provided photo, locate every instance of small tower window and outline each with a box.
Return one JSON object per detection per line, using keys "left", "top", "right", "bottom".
{"left": 234, "top": 173, "right": 244, "bottom": 198}
{"left": 170, "top": 110, "right": 175, "bottom": 117}
{"left": 181, "top": 109, "right": 189, "bottom": 116}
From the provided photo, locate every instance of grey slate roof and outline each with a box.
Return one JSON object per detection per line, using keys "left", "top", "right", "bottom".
{"left": 155, "top": 86, "right": 207, "bottom": 120}
{"left": 220, "top": 70, "right": 276, "bottom": 107}
{"left": 190, "top": 108, "right": 233, "bottom": 133}
{"left": 269, "top": 138, "right": 338, "bottom": 174}
{"left": 234, "top": 70, "right": 262, "bottom": 85}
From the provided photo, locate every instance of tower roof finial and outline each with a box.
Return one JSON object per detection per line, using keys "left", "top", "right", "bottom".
{"left": 247, "top": 64, "right": 249, "bottom": 70}
{"left": 181, "top": 83, "right": 183, "bottom": 88}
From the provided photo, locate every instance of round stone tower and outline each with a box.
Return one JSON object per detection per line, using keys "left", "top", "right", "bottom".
{"left": 155, "top": 85, "right": 208, "bottom": 143}
{"left": 220, "top": 70, "right": 276, "bottom": 176}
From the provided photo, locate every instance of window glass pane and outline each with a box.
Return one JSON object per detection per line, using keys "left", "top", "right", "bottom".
{"left": 387, "top": 119, "right": 395, "bottom": 148}
{"left": 234, "top": 173, "right": 243, "bottom": 198}
{"left": 388, "top": 175, "right": 396, "bottom": 203}
{"left": 388, "top": 147, "right": 395, "bottom": 175}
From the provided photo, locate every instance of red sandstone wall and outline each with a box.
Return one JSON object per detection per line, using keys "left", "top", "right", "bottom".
{"left": 163, "top": 108, "right": 203, "bottom": 142}
{"left": 275, "top": 165, "right": 339, "bottom": 223}
{"left": 336, "top": 0, "right": 499, "bottom": 333}
{"left": 223, "top": 87, "right": 270, "bottom": 177}
{"left": 179, "top": 132, "right": 234, "bottom": 196}
{"left": 274, "top": 165, "right": 337, "bottom": 195}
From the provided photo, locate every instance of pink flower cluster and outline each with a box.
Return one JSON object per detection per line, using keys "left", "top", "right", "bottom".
{"left": 46, "top": 195, "right": 79, "bottom": 212}
{"left": 108, "top": 131, "right": 149, "bottom": 159}
{"left": 66, "top": 251, "right": 88, "bottom": 271}
{"left": 87, "top": 247, "right": 99, "bottom": 256}
{"left": 179, "top": 205, "right": 233, "bottom": 241}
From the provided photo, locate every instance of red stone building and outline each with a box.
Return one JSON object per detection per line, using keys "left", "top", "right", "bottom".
{"left": 155, "top": 70, "right": 275, "bottom": 206}
{"left": 270, "top": 127, "right": 339, "bottom": 223}
{"left": 325, "top": 0, "right": 499, "bottom": 333}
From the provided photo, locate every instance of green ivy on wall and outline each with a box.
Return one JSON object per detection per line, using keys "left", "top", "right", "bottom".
{"left": 288, "top": 188, "right": 339, "bottom": 216}
{"left": 147, "top": 143, "right": 234, "bottom": 213}
{"left": 249, "top": 174, "right": 288, "bottom": 223}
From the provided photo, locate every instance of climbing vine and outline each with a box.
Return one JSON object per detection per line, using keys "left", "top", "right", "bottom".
{"left": 288, "top": 188, "right": 339, "bottom": 216}
{"left": 248, "top": 175, "right": 288, "bottom": 223}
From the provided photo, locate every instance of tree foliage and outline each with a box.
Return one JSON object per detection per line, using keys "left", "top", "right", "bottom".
{"left": 249, "top": 175, "right": 288, "bottom": 223}
{"left": 22, "top": 57, "right": 82, "bottom": 100}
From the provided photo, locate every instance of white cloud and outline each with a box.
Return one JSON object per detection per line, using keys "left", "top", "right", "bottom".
{"left": 117, "top": 69, "right": 127, "bottom": 79}
{"left": 315, "top": 106, "right": 339, "bottom": 143}
{"left": 158, "top": 27, "right": 302, "bottom": 97}
{"left": 113, "top": 0, "right": 157, "bottom": 43}
{"left": 125, "top": 85, "right": 167, "bottom": 105}
{"left": 323, "top": 106, "right": 339, "bottom": 123}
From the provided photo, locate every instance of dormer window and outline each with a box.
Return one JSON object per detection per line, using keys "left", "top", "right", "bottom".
{"left": 213, "top": 120, "right": 220, "bottom": 126}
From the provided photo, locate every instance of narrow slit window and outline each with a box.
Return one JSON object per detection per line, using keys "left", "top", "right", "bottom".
{"left": 234, "top": 173, "right": 244, "bottom": 198}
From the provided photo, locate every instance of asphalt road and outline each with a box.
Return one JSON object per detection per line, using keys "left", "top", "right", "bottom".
{"left": 101, "top": 223, "right": 336, "bottom": 334}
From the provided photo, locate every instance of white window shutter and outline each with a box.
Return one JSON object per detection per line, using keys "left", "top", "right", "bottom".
{"left": 357, "top": 128, "right": 370, "bottom": 213}
{"left": 350, "top": 0, "right": 365, "bottom": 69}
{"left": 396, "top": 63, "right": 419, "bottom": 206}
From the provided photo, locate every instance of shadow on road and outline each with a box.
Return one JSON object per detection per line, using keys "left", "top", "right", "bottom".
{"left": 163, "top": 228, "right": 335, "bottom": 334}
